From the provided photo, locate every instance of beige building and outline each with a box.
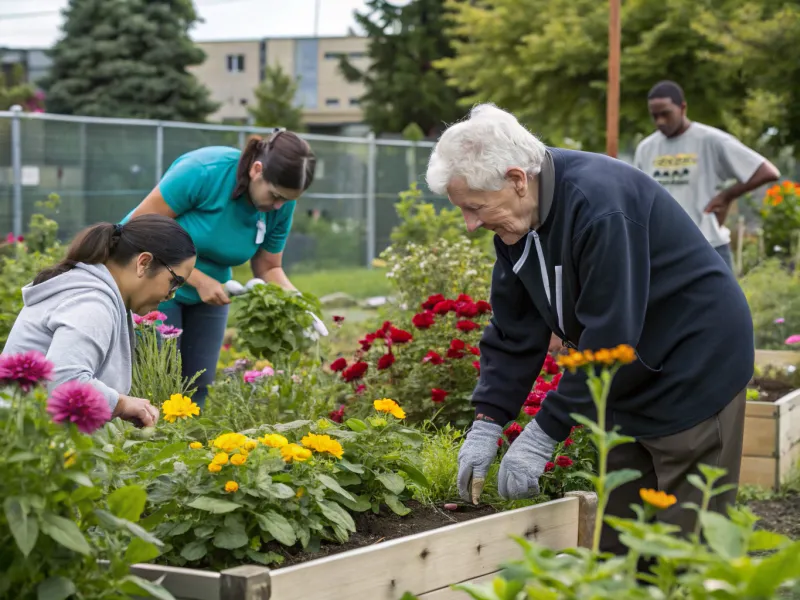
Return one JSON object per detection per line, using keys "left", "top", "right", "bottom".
{"left": 191, "top": 36, "right": 370, "bottom": 134}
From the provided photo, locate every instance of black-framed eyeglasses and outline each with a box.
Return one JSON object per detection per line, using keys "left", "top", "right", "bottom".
{"left": 155, "top": 257, "right": 186, "bottom": 294}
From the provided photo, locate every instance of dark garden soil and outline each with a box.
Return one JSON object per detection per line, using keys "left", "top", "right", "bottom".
{"left": 750, "top": 377, "right": 796, "bottom": 403}
{"left": 749, "top": 493, "right": 800, "bottom": 540}
{"left": 276, "top": 501, "right": 498, "bottom": 567}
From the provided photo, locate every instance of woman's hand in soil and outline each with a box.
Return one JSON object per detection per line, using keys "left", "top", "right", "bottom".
{"left": 497, "top": 420, "right": 556, "bottom": 499}
{"left": 113, "top": 394, "right": 160, "bottom": 428}
{"left": 457, "top": 420, "right": 502, "bottom": 504}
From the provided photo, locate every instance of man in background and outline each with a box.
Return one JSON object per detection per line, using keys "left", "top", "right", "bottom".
{"left": 634, "top": 80, "right": 780, "bottom": 272}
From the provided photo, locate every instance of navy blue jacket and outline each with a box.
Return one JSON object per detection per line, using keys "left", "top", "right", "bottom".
{"left": 474, "top": 148, "right": 754, "bottom": 441}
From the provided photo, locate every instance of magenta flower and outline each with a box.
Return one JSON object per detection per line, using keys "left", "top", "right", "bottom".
{"left": 243, "top": 366, "right": 274, "bottom": 383}
{"left": 142, "top": 311, "right": 168, "bottom": 323}
{"left": 156, "top": 324, "right": 183, "bottom": 339}
{"left": 132, "top": 314, "right": 145, "bottom": 326}
{"left": 786, "top": 334, "right": 800, "bottom": 345}
{"left": 46, "top": 381, "right": 111, "bottom": 434}
{"left": 775, "top": 318, "right": 785, "bottom": 325}
{"left": 0, "top": 351, "right": 54, "bottom": 392}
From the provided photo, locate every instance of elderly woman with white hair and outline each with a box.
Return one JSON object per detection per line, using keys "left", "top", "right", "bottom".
{"left": 429, "top": 104, "right": 754, "bottom": 555}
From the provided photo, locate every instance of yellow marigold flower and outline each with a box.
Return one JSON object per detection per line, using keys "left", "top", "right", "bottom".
{"left": 63, "top": 450, "right": 77, "bottom": 469}
{"left": 254, "top": 359, "right": 272, "bottom": 370}
{"left": 612, "top": 344, "right": 636, "bottom": 365}
{"left": 557, "top": 350, "right": 586, "bottom": 372}
{"left": 259, "top": 433, "right": 289, "bottom": 448}
{"left": 281, "top": 443, "right": 312, "bottom": 463}
{"left": 301, "top": 433, "right": 344, "bottom": 459}
{"left": 224, "top": 481, "right": 239, "bottom": 493}
{"left": 189, "top": 441, "right": 203, "bottom": 449}
{"left": 162, "top": 393, "right": 200, "bottom": 423}
{"left": 296, "top": 487, "right": 305, "bottom": 498}
{"left": 231, "top": 453, "right": 247, "bottom": 466}
{"left": 593, "top": 349, "right": 615, "bottom": 365}
{"left": 243, "top": 439, "right": 258, "bottom": 451}
{"left": 373, "top": 398, "right": 406, "bottom": 419}
{"left": 208, "top": 463, "right": 222, "bottom": 473}
{"left": 582, "top": 350, "right": 595, "bottom": 362}
{"left": 212, "top": 452, "right": 229, "bottom": 465}
{"left": 213, "top": 433, "right": 248, "bottom": 453}
{"left": 639, "top": 488, "right": 677, "bottom": 510}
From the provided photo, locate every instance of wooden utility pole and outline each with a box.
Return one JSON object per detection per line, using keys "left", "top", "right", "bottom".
{"left": 606, "top": 0, "right": 621, "bottom": 157}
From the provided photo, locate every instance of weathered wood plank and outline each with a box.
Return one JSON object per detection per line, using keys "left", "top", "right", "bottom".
{"left": 743, "top": 414, "right": 777, "bottom": 457}
{"left": 745, "top": 402, "right": 778, "bottom": 419}
{"left": 740, "top": 456, "right": 778, "bottom": 490}
{"left": 127, "top": 563, "right": 221, "bottom": 600}
{"left": 268, "top": 497, "right": 579, "bottom": 600}
{"left": 417, "top": 573, "right": 498, "bottom": 599}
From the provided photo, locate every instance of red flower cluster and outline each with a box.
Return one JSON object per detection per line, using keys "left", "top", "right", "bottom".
{"left": 359, "top": 320, "right": 413, "bottom": 351}
{"left": 412, "top": 311, "right": 436, "bottom": 329}
{"left": 431, "top": 388, "right": 449, "bottom": 403}
{"left": 544, "top": 456, "right": 573, "bottom": 471}
{"left": 447, "top": 339, "right": 466, "bottom": 359}
{"left": 504, "top": 422, "right": 523, "bottom": 444}
{"left": 523, "top": 367, "right": 562, "bottom": 416}
{"left": 377, "top": 353, "right": 396, "bottom": 370}
{"left": 330, "top": 357, "right": 348, "bottom": 372}
{"left": 342, "top": 361, "right": 368, "bottom": 382}
{"left": 423, "top": 351, "right": 444, "bottom": 365}
{"left": 329, "top": 405, "right": 345, "bottom": 423}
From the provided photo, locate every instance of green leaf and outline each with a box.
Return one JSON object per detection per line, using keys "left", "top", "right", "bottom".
{"left": 169, "top": 521, "right": 192, "bottom": 536}
{"left": 187, "top": 497, "right": 241, "bottom": 514}
{"left": 603, "top": 469, "right": 641, "bottom": 494}
{"left": 213, "top": 525, "right": 249, "bottom": 550}
{"left": 317, "top": 500, "right": 356, "bottom": 532}
{"left": 125, "top": 537, "right": 161, "bottom": 564}
{"left": 269, "top": 483, "right": 296, "bottom": 499}
{"left": 699, "top": 511, "right": 746, "bottom": 559}
{"left": 316, "top": 474, "right": 356, "bottom": 501}
{"left": 255, "top": 511, "right": 297, "bottom": 546}
{"left": 180, "top": 540, "right": 208, "bottom": 562}
{"left": 345, "top": 418, "right": 367, "bottom": 432}
{"left": 399, "top": 461, "right": 430, "bottom": 489}
{"left": 108, "top": 485, "right": 147, "bottom": 522}
{"left": 384, "top": 493, "right": 411, "bottom": 516}
{"left": 246, "top": 549, "right": 284, "bottom": 566}
{"left": 376, "top": 472, "right": 406, "bottom": 495}
{"left": 120, "top": 575, "right": 176, "bottom": 600}
{"left": 63, "top": 472, "right": 93, "bottom": 488}
{"left": 9, "top": 452, "right": 39, "bottom": 463}
{"left": 37, "top": 576, "right": 76, "bottom": 600}
{"left": 748, "top": 530, "right": 790, "bottom": 552}
{"left": 745, "top": 541, "right": 800, "bottom": 597}
{"left": 41, "top": 513, "right": 91, "bottom": 556}
{"left": 334, "top": 472, "right": 362, "bottom": 487}
{"left": 4, "top": 497, "right": 38, "bottom": 557}
{"left": 336, "top": 494, "right": 372, "bottom": 513}
{"left": 136, "top": 441, "right": 186, "bottom": 468}
{"left": 337, "top": 459, "right": 365, "bottom": 474}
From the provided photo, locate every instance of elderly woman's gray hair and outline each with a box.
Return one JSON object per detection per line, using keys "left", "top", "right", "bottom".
{"left": 425, "top": 104, "right": 547, "bottom": 195}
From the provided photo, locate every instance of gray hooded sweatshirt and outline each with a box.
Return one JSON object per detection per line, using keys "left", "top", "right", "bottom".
{"left": 3, "top": 263, "right": 135, "bottom": 410}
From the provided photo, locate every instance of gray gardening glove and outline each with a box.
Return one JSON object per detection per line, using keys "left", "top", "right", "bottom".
{"left": 497, "top": 420, "right": 557, "bottom": 499}
{"left": 457, "top": 420, "right": 502, "bottom": 504}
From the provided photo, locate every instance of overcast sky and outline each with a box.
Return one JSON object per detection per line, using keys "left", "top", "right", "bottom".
{"left": 0, "top": 0, "right": 410, "bottom": 48}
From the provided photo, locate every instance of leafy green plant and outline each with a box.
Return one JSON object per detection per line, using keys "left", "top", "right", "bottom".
{"left": 0, "top": 365, "right": 172, "bottom": 599}
{"left": 740, "top": 258, "right": 800, "bottom": 349}
{"left": 231, "top": 283, "right": 323, "bottom": 363}
{"left": 760, "top": 181, "right": 800, "bottom": 260}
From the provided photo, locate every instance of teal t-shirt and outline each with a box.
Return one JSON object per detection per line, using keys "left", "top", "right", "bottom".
{"left": 122, "top": 146, "right": 296, "bottom": 305}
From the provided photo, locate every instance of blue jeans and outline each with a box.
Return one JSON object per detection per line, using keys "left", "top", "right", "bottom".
{"left": 714, "top": 243, "right": 735, "bottom": 274}
{"left": 160, "top": 299, "right": 229, "bottom": 409}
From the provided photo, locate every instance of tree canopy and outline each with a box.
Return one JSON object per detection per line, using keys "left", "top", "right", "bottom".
{"left": 248, "top": 64, "right": 305, "bottom": 131}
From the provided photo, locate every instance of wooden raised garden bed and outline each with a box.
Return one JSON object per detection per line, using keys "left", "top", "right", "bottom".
{"left": 742, "top": 383, "right": 800, "bottom": 489}
{"left": 130, "top": 492, "right": 597, "bottom": 600}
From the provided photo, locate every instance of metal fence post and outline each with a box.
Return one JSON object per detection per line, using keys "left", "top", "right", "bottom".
{"left": 10, "top": 104, "right": 23, "bottom": 236}
{"left": 238, "top": 131, "right": 246, "bottom": 148}
{"left": 155, "top": 122, "right": 164, "bottom": 185}
{"left": 366, "top": 131, "right": 377, "bottom": 268}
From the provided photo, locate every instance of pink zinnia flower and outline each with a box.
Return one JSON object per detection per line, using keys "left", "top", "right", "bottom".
{"left": 142, "top": 311, "right": 167, "bottom": 323}
{"left": 786, "top": 334, "right": 800, "bottom": 345}
{"left": 132, "top": 314, "right": 145, "bottom": 326}
{"left": 156, "top": 324, "right": 183, "bottom": 339}
{"left": 775, "top": 318, "right": 785, "bottom": 325}
{"left": 243, "top": 370, "right": 266, "bottom": 383}
{"left": 46, "top": 381, "right": 111, "bottom": 434}
{"left": 0, "top": 351, "right": 54, "bottom": 392}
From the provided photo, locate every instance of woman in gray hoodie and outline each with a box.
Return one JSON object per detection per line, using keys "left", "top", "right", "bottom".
{"left": 3, "top": 214, "right": 196, "bottom": 428}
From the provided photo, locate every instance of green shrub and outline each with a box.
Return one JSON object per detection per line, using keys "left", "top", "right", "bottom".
{"left": 739, "top": 258, "right": 800, "bottom": 349}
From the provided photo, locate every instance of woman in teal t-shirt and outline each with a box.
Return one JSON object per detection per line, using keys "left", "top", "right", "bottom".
{"left": 125, "top": 130, "right": 316, "bottom": 407}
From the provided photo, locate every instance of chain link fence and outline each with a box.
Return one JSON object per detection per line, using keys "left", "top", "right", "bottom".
{"left": 0, "top": 108, "right": 444, "bottom": 273}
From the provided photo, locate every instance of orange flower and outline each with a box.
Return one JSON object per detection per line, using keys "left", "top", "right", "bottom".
{"left": 611, "top": 344, "right": 636, "bottom": 365}
{"left": 224, "top": 481, "right": 239, "bottom": 493}
{"left": 208, "top": 463, "right": 222, "bottom": 473}
{"left": 640, "top": 488, "right": 677, "bottom": 509}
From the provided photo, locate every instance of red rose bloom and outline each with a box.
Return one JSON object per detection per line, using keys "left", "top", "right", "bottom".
{"left": 473, "top": 360, "right": 480, "bottom": 372}
{"left": 433, "top": 300, "right": 457, "bottom": 315}
{"left": 373, "top": 321, "right": 392, "bottom": 339}
{"left": 544, "top": 461, "right": 555, "bottom": 472}
{"left": 555, "top": 455, "right": 573, "bottom": 468}
{"left": 422, "top": 294, "right": 446, "bottom": 310}
{"left": 412, "top": 311, "right": 436, "bottom": 329}
{"left": 551, "top": 372, "right": 562, "bottom": 386}
{"left": 497, "top": 437, "right": 504, "bottom": 447}
{"left": 330, "top": 357, "right": 348, "bottom": 372}
{"left": 456, "top": 320, "right": 480, "bottom": 332}
{"left": 422, "top": 351, "right": 444, "bottom": 365}
{"left": 447, "top": 338, "right": 466, "bottom": 359}
{"left": 523, "top": 405, "right": 540, "bottom": 417}
{"left": 564, "top": 437, "right": 574, "bottom": 447}
{"left": 389, "top": 327, "right": 413, "bottom": 344}
{"left": 333, "top": 315, "right": 345, "bottom": 324}
{"left": 456, "top": 301, "right": 479, "bottom": 318}
{"left": 525, "top": 390, "right": 545, "bottom": 407}
{"left": 329, "top": 405, "right": 345, "bottom": 423}
{"left": 342, "top": 361, "right": 368, "bottom": 382}
{"left": 475, "top": 300, "right": 492, "bottom": 314}
{"left": 355, "top": 384, "right": 366, "bottom": 394}
{"left": 468, "top": 345, "right": 480, "bottom": 356}
{"left": 543, "top": 354, "right": 560, "bottom": 375}
{"left": 431, "top": 388, "right": 449, "bottom": 403}
{"left": 377, "top": 353, "right": 395, "bottom": 370}
{"left": 504, "top": 422, "right": 522, "bottom": 443}
{"left": 456, "top": 293, "right": 474, "bottom": 304}
{"left": 359, "top": 333, "right": 376, "bottom": 351}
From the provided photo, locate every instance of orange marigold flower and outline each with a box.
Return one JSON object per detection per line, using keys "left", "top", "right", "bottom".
{"left": 593, "top": 349, "right": 615, "bottom": 365}
{"left": 231, "top": 453, "right": 247, "bottom": 466}
{"left": 639, "top": 488, "right": 677, "bottom": 509}
{"left": 611, "top": 344, "right": 636, "bottom": 365}
{"left": 208, "top": 463, "right": 222, "bottom": 473}
{"left": 224, "top": 481, "right": 239, "bottom": 493}
{"left": 189, "top": 441, "right": 203, "bottom": 449}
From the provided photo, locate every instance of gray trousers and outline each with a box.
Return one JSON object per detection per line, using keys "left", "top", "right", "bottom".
{"left": 599, "top": 390, "right": 746, "bottom": 554}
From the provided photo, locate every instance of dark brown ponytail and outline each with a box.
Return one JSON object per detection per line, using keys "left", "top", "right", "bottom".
{"left": 33, "top": 214, "right": 196, "bottom": 285}
{"left": 232, "top": 130, "right": 317, "bottom": 199}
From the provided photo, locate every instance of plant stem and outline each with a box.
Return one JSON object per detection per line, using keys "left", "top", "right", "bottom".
{"left": 591, "top": 369, "right": 614, "bottom": 554}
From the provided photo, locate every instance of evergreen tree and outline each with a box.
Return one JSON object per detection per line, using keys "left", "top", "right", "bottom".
{"left": 340, "top": 0, "right": 465, "bottom": 137}
{"left": 41, "top": 0, "right": 217, "bottom": 122}
{"left": 248, "top": 64, "right": 305, "bottom": 131}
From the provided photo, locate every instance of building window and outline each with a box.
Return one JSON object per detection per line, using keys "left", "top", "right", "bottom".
{"left": 349, "top": 98, "right": 360, "bottom": 107}
{"left": 226, "top": 54, "right": 245, "bottom": 73}
{"left": 323, "top": 51, "right": 367, "bottom": 60}
{"left": 347, "top": 52, "right": 367, "bottom": 60}
{"left": 325, "top": 98, "right": 341, "bottom": 107}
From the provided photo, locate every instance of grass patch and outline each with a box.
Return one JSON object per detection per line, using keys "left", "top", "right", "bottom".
{"left": 231, "top": 265, "right": 391, "bottom": 300}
